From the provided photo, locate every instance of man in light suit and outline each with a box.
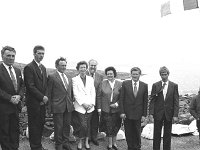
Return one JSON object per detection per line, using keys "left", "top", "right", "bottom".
{"left": 24, "top": 45, "right": 48, "bottom": 150}
{"left": 0, "top": 46, "right": 24, "bottom": 150}
{"left": 149, "top": 66, "right": 179, "bottom": 150}
{"left": 87, "top": 59, "right": 104, "bottom": 146}
{"left": 48, "top": 57, "right": 74, "bottom": 150}
{"left": 119, "top": 67, "right": 148, "bottom": 150}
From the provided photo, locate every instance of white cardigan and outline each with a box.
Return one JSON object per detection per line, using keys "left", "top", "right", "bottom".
{"left": 72, "top": 75, "right": 96, "bottom": 114}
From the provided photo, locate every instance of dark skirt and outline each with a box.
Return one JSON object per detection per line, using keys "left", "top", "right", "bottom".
{"left": 100, "top": 111, "right": 122, "bottom": 137}
{"left": 71, "top": 111, "right": 92, "bottom": 138}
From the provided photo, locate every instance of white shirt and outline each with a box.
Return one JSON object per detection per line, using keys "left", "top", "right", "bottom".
{"left": 108, "top": 79, "right": 115, "bottom": 102}
{"left": 132, "top": 80, "right": 139, "bottom": 93}
{"left": 34, "top": 59, "right": 41, "bottom": 67}
{"left": 3, "top": 63, "right": 17, "bottom": 80}
{"left": 57, "top": 70, "right": 69, "bottom": 85}
{"left": 162, "top": 81, "right": 169, "bottom": 100}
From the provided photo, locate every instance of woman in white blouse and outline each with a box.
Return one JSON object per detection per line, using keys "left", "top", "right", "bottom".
{"left": 72, "top": 61, "right": 96, "bottom": 150}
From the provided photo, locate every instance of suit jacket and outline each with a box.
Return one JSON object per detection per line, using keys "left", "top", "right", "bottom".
{"left": 190, "top": 94, "right": 200, "bottom": 119}
{"left": 86, "top": 71, "right": 104, "bottom": 106}
{"left": 72, "top": 75, "right": 96, "bottom": 114}
{"left": 119, "top": 80, "right": 148, "bottom": 120}
{"left": 149, "top": 81, "right": 179, "bottom": 121}
{"left": 24, "top": 60, "right": 48, "bottom": 113}
{"left": 97, "top": 79, "right": 122, "bottom": 113}
{"left": 0, "top": 63, "right": 24, "bottom": 114}
{"left": 48, "top": 71, "right": 74, "bottom": 113}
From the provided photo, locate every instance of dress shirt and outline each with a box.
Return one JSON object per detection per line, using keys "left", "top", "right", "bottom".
{"left": 162, "top": 81, "right": 169, "bottom": 100}
{"left": 108, "top": 79, "right": 115, "bottom": 102}
{"left": 57, "top": 71, "right": 69, "bottom": 85}
{"left": 132, "top": 80, "right": 139, "bottom": 94}
{"left": 3, "top": 63, "right": 17, "bottom": 81}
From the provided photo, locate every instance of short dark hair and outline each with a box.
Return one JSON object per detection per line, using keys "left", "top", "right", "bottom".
{"left": 55, "top": 57, "right": 67, "bottom": 68}
{"left": 159, "top": 66, "right": 170, "bottom": 75}
{"left": 76, "top": 61, "right": 88, "bottom": 70}
{"left": 130, "top": 67, "right": 141, "bottom": 75}
{"left": 1, "top": 46, "right": 16, "bottom": 56}
{"left": 33, "top": 45, "right": 45, "bottom": 54}
{"left": 105, "top": 66, "right": 117, "bottom": 78}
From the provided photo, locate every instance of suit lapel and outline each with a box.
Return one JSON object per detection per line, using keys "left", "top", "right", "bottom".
{"left": 1, "top": 64, "right": 14, "bottom": 90}
{"left": 32, "top": 60, "right": 43, "bottom": 80}
{"left": 128, "top": 80, "right": 134, "bottom": 98}
{"left": 55, "top": 72, "right": 67, "bottom": 91}
{"left": 165, "top": 81, "right": 172, "bottom": 100}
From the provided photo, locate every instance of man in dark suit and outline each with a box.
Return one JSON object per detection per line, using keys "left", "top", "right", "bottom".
{"left": 24, "top": 45, "right": 48, "bottom": 150}
{"left": 87, "top": 59, "right": 104, "bottom": 146}
{"left": 119, "top": 67, "right": 148, "bottom": 150}
{"left": 0, "top": 46, "right": 24, "bottom": 150}
{"left": 149, "top": 66, "right": 179, "bottom": 150}
{"left": 48, "top": 57, "right": 74, "bottom": 150}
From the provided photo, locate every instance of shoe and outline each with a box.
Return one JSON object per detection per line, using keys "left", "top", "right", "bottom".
{"left": 85, "top": 146, "right": 91, "bottom": 150}
{"left": 91, "top": 139, "right": 99, "bottom": 146}
{"left": 41, "top": 147, "right": 48, "bottom": 150}
{"left": 77, "top": 146, "right": 82, "bottom": 150}
{"left": 107, "top": 146, "right": 112, "bottom": 150}
{"left": 112, "top": 145, "right": 118, "bottom": 150}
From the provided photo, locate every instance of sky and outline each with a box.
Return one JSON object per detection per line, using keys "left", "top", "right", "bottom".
{"left": 0, "top": 0, "right": 200, "bottom": 94}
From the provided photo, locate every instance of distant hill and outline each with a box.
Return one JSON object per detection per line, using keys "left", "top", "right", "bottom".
{"left": 12, "top": 62, "right": 131, "bottom": 79}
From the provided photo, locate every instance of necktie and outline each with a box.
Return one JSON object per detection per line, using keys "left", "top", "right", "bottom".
{"left": 162, "top": 82, "right": 166, "bottom": 91}
{"left": 61, "top": 73, "right": 68, "bottom": 90}
{"left": 133, "top": 82, "right": 137, "bottom": 97}
{"left": 39, "top": 64, "right": 43, "bottom": 74}
{"left": 162, "top": 82, "right": 167, "bottom": 100}
{"left": 9, "top": 66, "right": 17, "bottom": 92}
{"left": 91, "top": 73, "right": 94, "bottom": 78}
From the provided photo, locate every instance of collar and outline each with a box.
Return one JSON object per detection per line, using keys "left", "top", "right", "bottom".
{"left": 162, "top": 80, "right": 169, "bottom": 86}
{"left": 34, "top": 59, "right": 41, "bottom": 67}
{"left": 132, "top": 80, "right": 139, "bottom": 85}
{"left": 2, "top": 62, "right": 13, "bottom": 69}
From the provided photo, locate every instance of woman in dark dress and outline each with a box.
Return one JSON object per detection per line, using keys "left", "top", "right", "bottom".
{"left": 97, "top": 66, "right": 122, "bottom": 150}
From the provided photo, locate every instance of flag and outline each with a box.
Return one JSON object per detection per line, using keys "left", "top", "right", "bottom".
{"left": 183, "top": 0, "right": 199, "bottom": 11}
{"left": 161, "top": 1, "right": 171, "bottom": 17}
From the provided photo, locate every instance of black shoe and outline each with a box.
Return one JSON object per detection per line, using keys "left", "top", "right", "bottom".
{"left": 85, "top": 146, "right": 91, "bottom": 150}
{"left": 91, "top": 139, "right": 99, "bottom": 146}
{"left": 107, "top": 146, "right": 112, "bottom": 150}
{"left": 112, "top": 145, "right": 118, "bottom": 150}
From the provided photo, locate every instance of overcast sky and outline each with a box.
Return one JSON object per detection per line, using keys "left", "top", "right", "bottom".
{"left": 0, "top": 0, "right": 200, "bottom": 93}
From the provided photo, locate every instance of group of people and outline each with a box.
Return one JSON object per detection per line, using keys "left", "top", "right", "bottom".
{"left": 1, "top": 45, "right": 193, "bottom": 150}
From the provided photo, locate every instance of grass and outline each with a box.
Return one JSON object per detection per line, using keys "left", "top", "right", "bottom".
{"left": 0, "top": 133, "right": 199, "bottom": 150}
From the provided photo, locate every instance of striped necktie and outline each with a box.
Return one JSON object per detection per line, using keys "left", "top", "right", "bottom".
{"left": 9, "top": 66, "right": 17, "bottom": 92}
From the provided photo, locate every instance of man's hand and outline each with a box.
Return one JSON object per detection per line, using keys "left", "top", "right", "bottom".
{"left": 120, "top": 113, "right": 126, "bottom": 120}
{"left": 141, "top": 116, "right": 146, "bottom": 122}
{"left": 149, "top": 115, "right": 154, "bottom": 123}
{"left": 173, "top": 117, "right": 178, "bottom": 124}
{"left": 43, "top": 96, "right": 48, "bottom": 104}
{"left": 110, "top": 103, "right": 117, "bottom": 108}
{"left": 10, "top": 95, "right": 21, "bottom": 105}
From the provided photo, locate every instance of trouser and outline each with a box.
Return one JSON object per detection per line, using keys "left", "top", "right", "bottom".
{"left": 28, "top": 106, "right": 46, "bottom": 150}
{"left": 153, "top": 114, "right": 172, "bottom": 150}
{"left": 124, "top": 118, "right": 141, "bottom": 150}
{"left": 90, "top": 109, "right": 99, "bottom": 140}
{"left": 0, "top": 112, "right": 19, "bottom": 150}
{"left": 53, "top": 111, "right": 71, "bottom": 150}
